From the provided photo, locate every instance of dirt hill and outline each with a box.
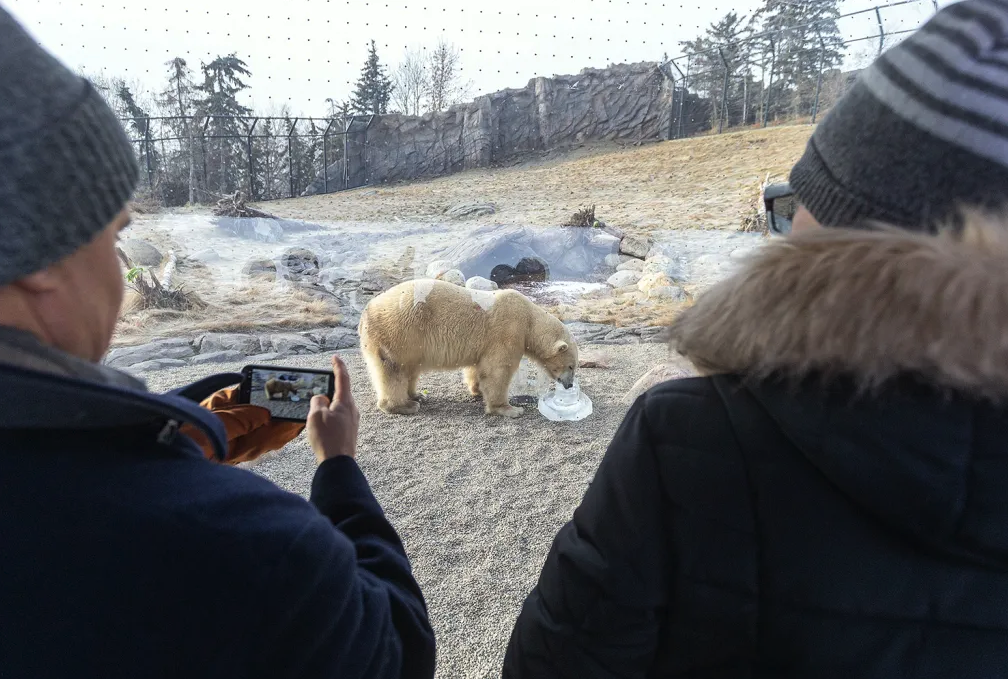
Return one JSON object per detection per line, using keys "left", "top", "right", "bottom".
{"left": 264, "top": 124, "right": 813, "bottom": 233}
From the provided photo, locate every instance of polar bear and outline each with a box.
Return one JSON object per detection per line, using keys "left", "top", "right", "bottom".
{"left": 264, "top": 378, "right": 302, "bottom": 401}
{"left": 358, "top": 279, "right": 578, "bottom": 417}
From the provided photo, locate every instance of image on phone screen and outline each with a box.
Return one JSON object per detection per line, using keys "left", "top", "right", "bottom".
{"left": 248, "top": 368, "right": 332, "bottom": 420}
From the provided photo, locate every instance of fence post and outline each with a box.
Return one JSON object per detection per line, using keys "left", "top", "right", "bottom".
{"left": 364, "top": 115, "right": 375, "bottom": 186}
{"left": 144, "top": 116, "right": 153, "bottom": 191}
{"left": 322, "top": 118, "right": 335, "bottom": 194}
{"left": 811, "top": 37, "right": 826, "bottom": 124}
{"left": 763, "top": 38, "right": 776, "bottom": 128}
{"left": 875, "top": 7, "right": 886, "bottom": 56}
{"left": 717, "top": 48, "right": 730, "bottom": 134}
{"left": 667, "top": 58, "right": 685, "bottom": 140}
{"left": 287, "top": 117, "right": 299, "bottom": 198}
{"left": 343, "top": 116, "right": 350, "bottom": 189}
{"left": 201, "top": 116, "right": 210, "bottom": 192}
{"left": 680, "top": 55, "right": 691, "bottom": 139}
{"left": 246, "top": 118, "right": 259, "bottom": 200}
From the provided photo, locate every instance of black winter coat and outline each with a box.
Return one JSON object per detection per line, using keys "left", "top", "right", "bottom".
{"left": 504, "top": 217, "right": 1008, "bottom": 678}
{"left": 0, "top": 327, "right": 436, "bottom": 679}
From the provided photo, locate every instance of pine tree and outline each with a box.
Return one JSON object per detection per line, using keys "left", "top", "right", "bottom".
{"left": 679, "top": 12, "right": 754, "bottom": 130}
{"left": 194, "top": 54, "right": 253, "bottom": 195}
{"left": 759, "top": 0, "right": 845, "bottom": 118}
{"left": 160, "top": 57, "right": 197, "bottom": 205}
{"left": 350, "top": 40, "right": 394, "bottom": 115}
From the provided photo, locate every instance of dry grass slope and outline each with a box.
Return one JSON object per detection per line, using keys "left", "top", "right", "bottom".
{"left": 265, "top": 125, "right": 811, "bottom": 233}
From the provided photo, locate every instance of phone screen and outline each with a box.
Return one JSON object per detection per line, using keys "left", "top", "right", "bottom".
{"left": 244, "top": 366, "right": 334, "bottom": 421}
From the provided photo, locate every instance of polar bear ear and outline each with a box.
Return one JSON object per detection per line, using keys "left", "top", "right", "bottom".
{"left": 553, "top": 340, "right": 569, "bottom": 355}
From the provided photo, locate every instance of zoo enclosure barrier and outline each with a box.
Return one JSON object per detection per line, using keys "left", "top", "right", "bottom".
{"left": 660, "top": 0, "right": 938, "bottom": 140}
{"left": 119, "top": 114, "right": 375, "bottom": 203}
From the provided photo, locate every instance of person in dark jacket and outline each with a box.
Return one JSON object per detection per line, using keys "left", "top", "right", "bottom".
{"left": 0, "top": 7, "right": 435, "bottom": 679}
{"left": 504, "top": 2, "right": 1008, "bottom": 676}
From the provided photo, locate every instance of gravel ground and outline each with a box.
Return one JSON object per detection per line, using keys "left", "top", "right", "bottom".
{"left": 141, "top": 343, "right": 669, "bottom": 678}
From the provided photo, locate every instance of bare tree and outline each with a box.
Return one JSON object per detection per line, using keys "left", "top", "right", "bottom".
{"left": 392, "top": 49, "right": 428, "bottom": 116}
{"left": 425, "top": 40, "right": 469, "bottom": 113}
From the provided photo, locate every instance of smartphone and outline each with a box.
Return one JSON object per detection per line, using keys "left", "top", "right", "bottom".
{"left": 238, "top": 365, "right": 336, "bottom": 422}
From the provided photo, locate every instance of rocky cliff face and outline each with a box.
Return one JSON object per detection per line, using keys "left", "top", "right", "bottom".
{"left": 304, "top": 62, "right": 674, "bottom": 195}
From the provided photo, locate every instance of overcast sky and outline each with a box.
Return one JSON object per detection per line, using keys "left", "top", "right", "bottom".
{"left": 8, "top": 0, "right": 948, "bottom": 115}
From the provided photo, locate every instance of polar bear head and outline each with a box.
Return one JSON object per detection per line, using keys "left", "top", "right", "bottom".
{"left": 539, "top": 338, "right": 578, "bottom": 389}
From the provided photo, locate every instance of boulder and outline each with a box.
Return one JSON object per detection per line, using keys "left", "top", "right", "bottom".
{"left": 124, "top": 358, "right": 188, "bottom": 373}
{"left": 191, "top": 248, "right": 220, "bottom": 263}
{"left": 616, "top": 258, "right": 644, "bottom": 272}
{"left": 104, "top": 338, "right": 195, "bottom": 368}
{"left": 465, "top": 276, "right": 498, "bottom": 291}
{"left": 263, "top": 333, "right": 321, "bottom": 355}
{"left": 647, "top": 285, "right": 688, "bottom": 301}
{"left": 279, "top": 247, "right": 321, "bottom": 279}
{"left": 438, "top": 269, "right": 466, "bottom": 286}
{"left": 604, "top": 253, "right": 622, "bottom": 268}
{"left": 321, "top": 327, "right": 359, "bottom": 350}
{"left": 621, "top": 363, "right": 696, "bottom": 404}
{"left": 607, "top": 270, "right": 643, "bottom": 288}
{"left": 119, "top": 239, "right": 163, "bottom": 267}
{"left": 638, "top": 271, "right": 674, "bottom": 294}
{"left": 244, "top": 352, "right": 288, "bottom": 363}
{"left": 190, "top": 350, "right": 247, "bottom": 365}
{"left": 425, "top": 260, "right": 456, "bottom": 279}
{"left": 215, "top": 216, "right": 284, "bottom": 243}
{"left": 620, "top": 234, "right": 653, "bottom": 259}
{"left": 197, "top": 333, "right": 262, "bottom": 355}
{"left": 242, "top": 258, "right": 277, "bottom": 280}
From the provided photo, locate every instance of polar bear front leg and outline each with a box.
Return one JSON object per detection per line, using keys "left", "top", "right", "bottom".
{"left": 479, "top": 362, "right": 523, "bottom": 418}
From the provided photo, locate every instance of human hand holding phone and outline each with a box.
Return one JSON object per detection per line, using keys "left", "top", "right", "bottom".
{"left": 307, "top": 355, "right": 360, "bottom": 464}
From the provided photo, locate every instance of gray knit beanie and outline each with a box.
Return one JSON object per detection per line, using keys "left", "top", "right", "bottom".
{"left": 0, "top": 6, "right": 139, "bottom": 285}
{"left": 790, "top": 0, "right": 1008, "bottom": 231}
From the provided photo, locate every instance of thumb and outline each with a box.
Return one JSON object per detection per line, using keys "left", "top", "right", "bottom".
{"left": 309, "top": 394, "right": 331, "bottom": 416}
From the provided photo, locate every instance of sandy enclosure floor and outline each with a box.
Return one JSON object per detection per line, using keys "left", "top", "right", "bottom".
{"left": 264, "top": 125, "right": 810, "bottom": 233}
{"left": 142, "top": 344, "right": 670, "bottom": 678}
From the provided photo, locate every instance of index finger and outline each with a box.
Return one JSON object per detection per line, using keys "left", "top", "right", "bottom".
{"left": 330, "top": 354, "right": 353, "bottom": 408}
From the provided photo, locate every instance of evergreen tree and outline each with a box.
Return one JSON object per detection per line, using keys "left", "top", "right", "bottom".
{"left": 195, "top": 54, "right": 252, "bottom": 195}
{"left": 350, "top": 40, "right": 393, "bottom": 115}
{"left": 160, "top": 57, "right": 197, "bottom": 205}
{"left": 758, "top": 0, "right": 845, "bottom": 118}
{"left": 679, "top": 12, "right": 755, "bottom": 129}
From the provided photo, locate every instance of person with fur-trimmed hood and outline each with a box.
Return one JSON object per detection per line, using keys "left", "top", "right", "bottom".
{"left": 504, "top": 1, "right": 1008, "bottom": 676}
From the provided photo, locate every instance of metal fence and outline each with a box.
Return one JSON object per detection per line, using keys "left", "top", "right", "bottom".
{"left": 661, "top": 0, "right": 937, "bottom": 140}
{"left": 120, "top": 114, "right": 375, "bottom": 205}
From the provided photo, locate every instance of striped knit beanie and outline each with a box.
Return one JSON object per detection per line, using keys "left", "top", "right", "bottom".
{"left": 790, "top": 0, "right": 1008, "bottom": 231}
{"left": 0, "top": 6, "right": 139, "bottom": 285}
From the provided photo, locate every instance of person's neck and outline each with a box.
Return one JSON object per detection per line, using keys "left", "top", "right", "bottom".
{"left": 0, "top": 288, "right": 54, "bottom": 348}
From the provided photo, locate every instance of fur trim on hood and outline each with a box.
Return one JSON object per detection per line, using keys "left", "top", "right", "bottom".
{"left": 667, "top": 211, "right": 1008, "bottom": 402}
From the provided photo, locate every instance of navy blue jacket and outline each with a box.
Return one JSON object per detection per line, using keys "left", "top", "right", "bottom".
{"left": 0, "top": 330, "right": 435, "bottom": 679}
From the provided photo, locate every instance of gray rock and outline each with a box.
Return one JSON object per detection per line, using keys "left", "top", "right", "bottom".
{"left": 620, "top": 234, "right": 654, "bottom": 259}
{"left": 263, "top": 333, "right": 321, "bottom": 355}
{"left": 616, "top": 258, "right": 644, "bottom": 272}
{"left": 244, "top": 352, "right": 288, "bottom": 363}
{"left": 242, "top": 258, "right": 277, "bottom": 280}
{"left": 445, "top": 202, "right": 496, "bottom": 218}
{"left": 119, "top": 239, "right": 163, "bottom": 267}
{"left": 197, "top": 333, "right": 262, "bottom": 355}
{"left": 647, "top": 285, "right": 688, "bottom": 301}
{"left": 303, "top": 62, "right": 677, "bottom": 193}
{"left": 279, "top": 247, "right": 322, "bottom": 280}
{"left": 607, "top": 270, "right": 642, "bottom": 287}
{"left": 104, "top": 338, "right": 195, "bottom": 368}
{"left": 425, "top": 260, "right": 456, "bottom": 279}
{"left": 216, "top": 216, "right": 284, "bottom": 243}
{"left": 440, "top": 269, "right": 466, "bottom": 286}
{"left": 604, "top": 253, "right": 622, "bottom": 268}
{"left": 320, "top": 328, "right": 359, "bottom": 350}
{"left": 602, "top": 224, "right": 626, "bottom": 241}
{"left": 190, "top": 350, "right": 247, "bottom": 365}
{"left": 191, "top": 248, "right": 220, "bottom": 263}
{"left": 465, "top": 276, "right": 498, "bottom": 291}
{"left": 124, "top": 358, "right": 187, "bottom": 373}
{"left": 564, "top": 322, "right": 611, "bottom": 343}
{"left": 622, "top": 362, "right": 695, "bottom": 403}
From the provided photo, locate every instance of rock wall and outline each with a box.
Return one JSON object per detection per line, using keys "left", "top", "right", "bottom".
{"left": 304, "top": 62, "right": 674, "bottom": 195}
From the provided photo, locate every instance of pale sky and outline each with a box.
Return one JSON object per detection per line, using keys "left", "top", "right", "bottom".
{"left": 8, "top": 0, "right": 948, "bottom": 115}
